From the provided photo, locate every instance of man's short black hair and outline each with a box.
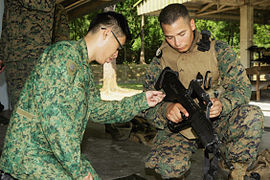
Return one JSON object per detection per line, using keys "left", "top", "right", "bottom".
{"left": 158, "top": 3, "right": 190, "bottom": 25}
{"left": 88, "top": 11, "right": 131, "bottom": 41}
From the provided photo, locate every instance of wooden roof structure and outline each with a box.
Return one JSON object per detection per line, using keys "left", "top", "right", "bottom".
{"left": 134, "top": 0, "right": 270, "bottom": 24}
{"left": 56, "top": 0, "right": 270, "bottom": 24}
{"left": 56, "top": 0, "right": 124, "bottom": 20}
{"left": 56, "top": 0, "right": 270, "bottom": 67}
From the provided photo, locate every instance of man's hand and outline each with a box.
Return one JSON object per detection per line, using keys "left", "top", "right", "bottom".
{"left": 0, "top": 60, "right": 5, "bottom": 73}
{"left": 166, "top": 103, "right": 189, "bottom": 123}
{"left": 209, "top": 98, "right": 222, "bottom": 118}
{"left": 83, "top": 172, "right": 93, "bottom": 180}
{"left": 145, "top": 91, "right": 165, "bottom": 107}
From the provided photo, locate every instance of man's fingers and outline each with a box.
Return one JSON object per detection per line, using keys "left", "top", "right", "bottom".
{"left": 145, "top": 91, "right": 165, "bottom": 107}
{"left": 209, "top": 98, "right": 222, "bottom": 118}
{"left": 83, "top": 172, "right": 93, "bottom": 180}
{"left": 166, "top": 103, "right": 189, "bottom": 123}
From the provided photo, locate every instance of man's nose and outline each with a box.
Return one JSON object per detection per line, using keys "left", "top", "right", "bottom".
{"left": 174, "top": 36, "right": 182, "bottom": 47}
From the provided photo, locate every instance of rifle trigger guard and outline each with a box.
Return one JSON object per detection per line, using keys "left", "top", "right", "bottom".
{"left": 204, "top": 71, "right": 212, "bottom": 91}
{"left": 206, "top": 101, "right": 212, "bottom": 120}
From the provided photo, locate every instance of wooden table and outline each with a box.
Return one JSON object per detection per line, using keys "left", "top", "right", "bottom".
{"left": 246, "top": 66, "right": 270, "bottom": 101}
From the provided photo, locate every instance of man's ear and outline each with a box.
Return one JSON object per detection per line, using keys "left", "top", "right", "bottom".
{"left": 102, "top": 28, "right": 110, "bottom": 40}
{"left": 190, "top": 19, "right": 196, "bottom": 31}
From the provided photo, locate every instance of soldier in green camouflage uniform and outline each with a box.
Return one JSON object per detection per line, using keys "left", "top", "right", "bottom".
{"left": 143, "top": 4, "right": 264, "bottom": 179}
{"left": 0, "top": 12, "right": 164, "bottom": 180}
{"left": 0, "top": 0, "right": 56, "bottom": 109}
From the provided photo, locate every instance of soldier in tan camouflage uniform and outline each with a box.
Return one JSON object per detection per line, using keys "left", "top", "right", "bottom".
{"left": 0, "top": 12, "right": 165, "bottom": 179}
{"left": 0, "top": 0, "right": 56, "bottom": 109}
{"left": 143, "top": 4, "right": 264, "bottom": 179}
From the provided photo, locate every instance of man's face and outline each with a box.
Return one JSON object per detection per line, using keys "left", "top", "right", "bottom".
{"left": 96, "top": 29, "right": 126, "bottom": 65}
{"left": 161, "top": 17, "right": 196, "bottom": 53}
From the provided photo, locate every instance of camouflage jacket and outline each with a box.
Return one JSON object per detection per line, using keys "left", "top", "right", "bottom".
{"left": 0, "top": 0, "right": 55, "bottom": 62}
{"left": 143, "top": 32, "right": 251, "bottom": 129}
{"left": 0, "top": 39, "right": 149, "bottom": 180}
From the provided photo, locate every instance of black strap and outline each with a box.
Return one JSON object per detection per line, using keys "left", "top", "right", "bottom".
{"left": 197, "top": 30, "right": 211, "bottom": 52}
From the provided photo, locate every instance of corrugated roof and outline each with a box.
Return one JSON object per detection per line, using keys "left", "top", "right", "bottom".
{"left": 134, "top": 0, "right": 270, "bottom": 24}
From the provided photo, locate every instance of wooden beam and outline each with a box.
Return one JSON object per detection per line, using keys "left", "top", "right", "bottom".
{"left": 66, "top": 0, "right": 90, "bottom": 11}
{"left": 56, "top": 0, "right": 65, "bottom": 4}
{"left": 193, "top": 0, "right": 245, "bottom": 6}
{"left": 196, "top": 6, "right": 239, "bottom": 17}
{"left": 218, "top": 5, "right": 226, "bottom": 10}
{"left": 197, "top": 2, "right": 215, "bottom": 13}
{"left": 67, "top": 0, "right": 123, "bottom": 20}
{"left": 252, "top": 0, "right": 268, "bottom": 6}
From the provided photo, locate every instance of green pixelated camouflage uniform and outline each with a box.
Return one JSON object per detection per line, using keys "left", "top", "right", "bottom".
{"left": 143, "top": 31, "right": 264, "bottom": 179}
{"left": 0, "top": 0, "right": 56, "bottom": 108}
{"left": 0, "top": 39, "right": 150, "bottom": 180}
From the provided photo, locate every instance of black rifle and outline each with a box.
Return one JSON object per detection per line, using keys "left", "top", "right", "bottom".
{"left": 155, "top": 67, "right": 234, "bottom": 179}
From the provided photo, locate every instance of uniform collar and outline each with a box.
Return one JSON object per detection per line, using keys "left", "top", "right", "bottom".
{"left": 76, "top": 38, "right": 90, "bottom": 67}
{"left": 188, "top": 30, "right": 200, "bottom": 52}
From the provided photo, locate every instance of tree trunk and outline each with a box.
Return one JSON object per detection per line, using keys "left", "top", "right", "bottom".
{"left": 140, "top": 15, "right": 146, "bottom": 64}
{"left": 101, "top": 59, "right": 118, "bottom": 93}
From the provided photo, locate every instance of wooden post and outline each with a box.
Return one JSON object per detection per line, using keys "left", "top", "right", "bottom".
{"left": 140, "top": 15, "right": 146, "bottom": 64}
{"left": 240, "top": 1, "right": 253, "bottom": 68}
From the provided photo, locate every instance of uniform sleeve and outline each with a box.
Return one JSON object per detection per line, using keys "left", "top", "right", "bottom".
{"left": 87, "top": 90, "right": 150, "bottom": 124}
{"left": 215, "top": 41, "right": 251, "bottom": 116}
{"left": 141, "top": 57, "right": 169, "bottom": 129}
{"left": 36, "top": 45, "right": 100, "bottom": 180}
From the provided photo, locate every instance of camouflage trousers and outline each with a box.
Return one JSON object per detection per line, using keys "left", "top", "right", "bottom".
{"left": 5, "top": 60, "right": 36, "bottom": 109}
{"left": 145, "top": 104, "right": 264, "bottom": 179}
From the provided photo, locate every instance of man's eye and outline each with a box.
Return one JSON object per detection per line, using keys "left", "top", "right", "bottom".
{"left": 166, "top": 37, "right": 173, "bottom": 40}
{"left": 180, "top": 33, "right": 185, "bottom": 36}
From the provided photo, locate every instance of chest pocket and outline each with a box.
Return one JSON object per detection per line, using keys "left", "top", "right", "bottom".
{"left": 177, "top": 40, "right": 219, "bottom": 90}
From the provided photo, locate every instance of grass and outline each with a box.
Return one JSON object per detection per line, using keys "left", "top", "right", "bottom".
{"left": 96, "top": 84, "right": 143, "bottom": 90}
{"left": 118, "top": 84, "right": 143, "bottom": 90}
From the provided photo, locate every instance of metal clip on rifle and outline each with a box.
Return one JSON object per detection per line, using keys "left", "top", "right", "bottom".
{"left": 154, "top": 67, "right": 234, "bottom": 179}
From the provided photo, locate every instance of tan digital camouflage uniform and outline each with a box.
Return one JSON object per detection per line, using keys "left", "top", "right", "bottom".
{"left": 0, "top": 0, "right": 56, "bottom": 108}
{"left": 0, "top": 39, "right": 150, "bottom": 180}
{"left": 143, "top": 31, "right": 264, "bottom": 179}
{"left": 52, "top": 3, "right": 70, "bottom": 43}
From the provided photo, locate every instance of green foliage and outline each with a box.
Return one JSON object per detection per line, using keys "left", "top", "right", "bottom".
{"left": 69, "top": 10, "right": 102, "bottom": 40}
{"left": 195, "top": 19, "right": 240, "bottom": 55}
{"left": 143, "top": 16, "right": 164, "bottom": 63}
{"left": 254, "top": 24, "right": 270, "bottom": 48}
{"left": 115, "top": 0, "right": 163, "bottom": 64}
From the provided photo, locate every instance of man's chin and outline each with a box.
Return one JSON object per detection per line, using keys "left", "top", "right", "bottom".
{"left": 106, "top": 58, "right": 115, "bottom": 63}
{"left": 176, "top": 47, "right": 187, "bottom": 53}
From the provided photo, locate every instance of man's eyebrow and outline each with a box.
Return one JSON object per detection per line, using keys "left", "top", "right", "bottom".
{"left": 164, "top": 30, "right": 186, "bottom": 37}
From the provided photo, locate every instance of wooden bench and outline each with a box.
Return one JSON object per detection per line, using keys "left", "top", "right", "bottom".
{"left": 246, "top": 66, "right": 270, "bottom": 101}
